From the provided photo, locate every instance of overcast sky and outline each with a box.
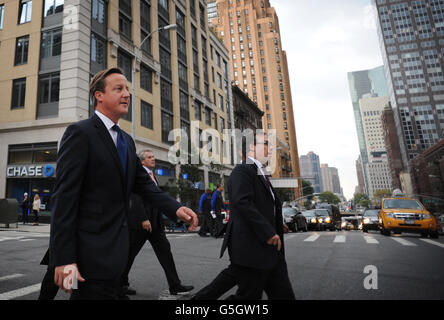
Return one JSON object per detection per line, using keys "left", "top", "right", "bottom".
{"left": 272, "top": 0, "right": 383, "bottom": 200}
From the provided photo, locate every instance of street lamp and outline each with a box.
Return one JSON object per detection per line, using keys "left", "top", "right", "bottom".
{"left": 131, "top": 24, "right": 177, "bottom": 140}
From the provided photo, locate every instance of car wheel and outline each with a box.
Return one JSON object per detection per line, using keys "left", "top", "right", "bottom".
{"left": 381, "top": 226, "right": 390, "bottom": 236}
{"left": 421, "top": 232, "right": 429, "bottom": 238}
{"left": 430, "top": 231, "right": 439, "bottom": 239}
{"left": 363, "top": 228, "right": 368, "bottom": 233}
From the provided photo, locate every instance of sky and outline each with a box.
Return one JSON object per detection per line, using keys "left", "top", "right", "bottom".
{"left": 272, "top": 0, "right": 383, "bottom": 200}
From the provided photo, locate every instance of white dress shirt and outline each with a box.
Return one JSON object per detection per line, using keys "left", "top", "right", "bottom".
{"left": 247, "top": 156, "right": 275, "bottom": 201}
{"left": 143, "top": 166, "right": 157, "bottom": 186}
{"left": 95, "top": 110, "right": 119, "bottom": 147}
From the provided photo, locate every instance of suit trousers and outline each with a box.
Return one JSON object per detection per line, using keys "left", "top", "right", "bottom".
{"left": 227, "top": 253, "right": 295, "bottom": 300}
{"left": 122, "top": 228, "right": 181, "bottom": 290}
{"left": 37, "top": 267, "right": 59, "bottom": 300}
{"left": 70, "top": 279, "right": 121, "bottom": 300}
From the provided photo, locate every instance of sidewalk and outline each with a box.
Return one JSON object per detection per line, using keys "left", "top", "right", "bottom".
{"left": 0, "top": 223, "right": 50, "bottom": 234}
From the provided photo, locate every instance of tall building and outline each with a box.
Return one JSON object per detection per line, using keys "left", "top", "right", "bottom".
{"left": 207, "top": 0, "right": 302, "bottom": 197}
{"left": 320, "top": 164, "right": 342, "bottom": 195}
{"left": 0, "top": 0, "right": 235, "bottom": 213}
{"left": 355, "top": 155, "right": 366, "bottom": 194}
{"left": 299, "top": 152, "right": 322, "bottom": 194}
{"left": 373, "top": 0, "right": 444, "bottom": 168}
{"left": 347, "top": 65, "right": 389, "bottom": 195}
{"left": 359, "top": 95, "right": 393, "bottom": 199}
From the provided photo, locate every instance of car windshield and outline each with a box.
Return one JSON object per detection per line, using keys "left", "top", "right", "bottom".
{"left": 364, "top": 210, "right": 379, "bottom": 217}
{"left": 282, "top": 208, "right": 296, "bottom": 217}
{"left": 303, "top": 211, "right": 316, "bottom": 217}
{"left": 315, "top": 210, "right": 329, "bottom": 217}
{"left": 383, "top": 199, "right": 423, "bottom": 210}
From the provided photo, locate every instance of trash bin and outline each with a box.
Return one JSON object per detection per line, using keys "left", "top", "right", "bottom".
{"left": 0, "top": 198, "right": 19, "bottom": 228}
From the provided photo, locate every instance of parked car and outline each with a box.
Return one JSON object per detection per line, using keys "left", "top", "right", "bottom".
{"left": 302, "top": 210, "right": 320, "bottom": 231}
{"left": 362, "top": 209, "right": 379, "bottom": 233}
{"left": 282, "top": 207, "right": 298, "bottom": 232}
{"left": 379, "top": 196, "right": 439, "bottom": 238}
{"left": 314, "top": 209, "right": 335, "bottom": 231}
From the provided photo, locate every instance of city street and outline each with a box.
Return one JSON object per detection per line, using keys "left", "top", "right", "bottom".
{"left": 1, "top": 228, "right": 444, "bottom": 300}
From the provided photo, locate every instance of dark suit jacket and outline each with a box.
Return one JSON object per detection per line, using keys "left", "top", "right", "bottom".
{"left": 220, "top": 162, "right": 284, "bottom": 270}
{"left": 49, "top": 114, "right": 181, "bottom": 280}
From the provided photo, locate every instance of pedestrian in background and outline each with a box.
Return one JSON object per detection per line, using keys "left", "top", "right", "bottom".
{"left": 21, "top": 193, "right": 29, "bottom": 225}
{"left": 211, "top": 185, "right": 227, "bottom": 238}
{"left": 198, "top": 189, "right": 213, "bottom": 237}
{"left": 32, "top": 194, "right": 41, "bottom": 226}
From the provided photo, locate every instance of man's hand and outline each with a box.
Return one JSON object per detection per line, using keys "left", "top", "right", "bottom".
{"left": 283, "top": 224, "right": 289, "bottom": 234}
{"left": 142, "top": 220, "right": 152, "bottom": 232}
{"left": 176, "top": 206, "right": 198, "bottom": 231}
{"left": 267, "top": 234, "right": 282, "bottom": 251}
{"left": 54, "top": 263, "right": 85, "bottom": 294}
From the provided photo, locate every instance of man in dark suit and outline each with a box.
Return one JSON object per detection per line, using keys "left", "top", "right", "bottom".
{"left": 211, "top": 185, "right": 227, "bottom": 238}
{"left": 121, "top": 149, "right": 194, "bottom": 297}
{"left": 194, "top": 131, "right": 295, "bottom": 300}
{"left": 198, "top": 189, "right": 213, "bottom": 237}
{"left": 49, "top": 68, "right": 198, "bottom": 300}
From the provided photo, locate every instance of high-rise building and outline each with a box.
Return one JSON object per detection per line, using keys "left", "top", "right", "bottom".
{"left": 207, "top": 0, "right": 302, "bottom": 197}
{"left": 347, "top": 65, "right": 389, "bottom": 195}
{"left": 299, "top": 152, "right": 322, "bottom": 194}
{"left": 355, "top": 156, "right": 366, "bottom": 194}
{"left": 373, "top": 0, "right": 444, "bottom": 168}
{"left": 359, "top": 95, "right": 393, "bottom": 199}
{"left": 320, "top": 164, "right": 342, "bottom": 195}
{"left": 0, "top": 0, "right": 235, "bottom": 212}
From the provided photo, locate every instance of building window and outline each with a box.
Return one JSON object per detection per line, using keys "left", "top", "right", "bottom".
{"left": 119, "top": 0, "right": 132, "bottom": 40}
{"left": 11, "top": 78, "right": 27, "bottom": 109}
{"left": 92, "top": 0, "right": 105, "bottom": 24}
{"left": 195, "top": 102, "right": 202, "bottom": 120}
{"left": 41, "top": 28, "right": 62, "bottom": 58}
{"left": 91, "top": 33, "right": 106, "bottom": 66}
{"left": 43, "top": 0, "right": 63, "bottom": 17}
{"left": 0, "top": 4, "right": 4, "bottom": 29}
{"left": 140, "top": 0, "right": 151, "bottom": 53}
{"left": 180, "top": 91, "right": 189, "bottom": 121}
{"left": 19, "top": 0, "right": 32, "bottom": 24}
{"left": 205, "top": 107, "right": 212, "bottom": 126}
{"left": 161, "top": 111, "right": 173, "bottom": 145}
{"left": 141, "top": 100, "right": 153, "bottom": 129}
{"left": 140, "top": 64, "right": 153, "bottom": 93}
{"left": 15, "top": 35, "right": 29, "bottom": 66}
{"left": 117, "top": 49, "right": 132, "bottom": 82}
{"left": 38, "top": 73, "right": 60, "bottom": 105}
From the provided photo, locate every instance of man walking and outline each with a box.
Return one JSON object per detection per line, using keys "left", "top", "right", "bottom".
{"left": 121, "top": 149, "right": 194, "bottom": 297}
{"left": 211, "top": 185, "right": 227, "bottom": 238}
{"left": 49, "top": 68, "right": 198, "bottom": 300}
{"left": 194, "top": 131, "right": 295, "bottom": 300}
{"left": 198, "top": 189, "right": 213, "bottom": 237}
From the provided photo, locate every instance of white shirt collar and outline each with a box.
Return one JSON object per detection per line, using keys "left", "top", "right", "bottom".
{"left": 95, "top": 110, "right": 118, "bottom": 131}
{"left": 143, "top": 166, "right": 153, "bottom": 174}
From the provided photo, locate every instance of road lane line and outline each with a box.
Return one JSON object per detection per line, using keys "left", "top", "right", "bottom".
{"left": 304, "top": 234, "right": 320, "bottom": 242}
{"left": 285, "top": 234, "right": 298, "bottom": 240}
{"left": 333, "top": 235, "right": 346, "bottom": 243}
{"left": 0, "top": 274, "right": 25, "bottom": 282}
{"left": 419, "top": 238, "right": 444, "bottom": 248}
{"left": 18, "top": 239, "right": 35, "bottom": 242}
{"left": 391, "top": 237, "right": 417, "bottom": 246}
{"left": 0, "top": 236, "right": 25, "bottom": 242}
{"left": 0, "top": 283, "right": 41, "bottom": 300}
{"left": 363, "top": 235, "right": 379, "bottom": 244}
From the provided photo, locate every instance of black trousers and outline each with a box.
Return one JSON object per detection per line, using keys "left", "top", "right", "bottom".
{"left": 195, "top": 255, "right": 295, "bottom": 300}
{"left": 38, "top": 267, "right": 59, "bottom": 300}
{"left": 70, "top": 279, "right": 121, "bottom": 300}
{"left": 122, "top": 228, "right": 181, "bottom": 290}
{"left": 199, "top": 211, "right": 213, "bottom": 236}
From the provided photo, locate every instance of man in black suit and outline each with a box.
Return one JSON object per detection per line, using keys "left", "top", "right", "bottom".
{"left": 194, "top": 131, "right": 295, "bottom": 300}
{"left": 121, "top": 149, "right": 194, "bottom": 297}
{"left": 49, "top": 68, "right": 198, "bottom": 300}
{"left": 211, "top": 185, "right": 227, "bottom": 238}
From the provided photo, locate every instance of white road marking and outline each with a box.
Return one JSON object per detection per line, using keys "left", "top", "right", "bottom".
{"left": 304, "top": 234, "right": 320, "bottom": 242}
{"left": 333, "top": 235, "right": 346, "bottom": 243}
{"left": 363, "top": 235, "right": 379, "bottom": 244}
{"left": 18, "top": 239, "right": 35, "bottom": 242}
{"left": 0, "top": 274, "right": 25, "bottom": 282}
{"left": 391, "top": 237, "right": 417, "bottom": 246}
{"left": 419, "top": 238, "right": 444, "bottom": 248}
{"left": 0, "top": 236, "right": 25, "bottom": 242}
{"left": 0, "top": 283, "right": 41, "bottom": 300}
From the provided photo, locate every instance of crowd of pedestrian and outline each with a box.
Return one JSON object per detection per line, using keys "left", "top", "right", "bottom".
{"left": 198, "top": 186, "right": 229, "bottom": 239}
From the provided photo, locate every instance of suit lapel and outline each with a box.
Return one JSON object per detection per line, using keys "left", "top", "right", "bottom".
{"left": 92, "top": 114, "right": 125, "bottom": 184}
{"left": 251, "top": 163, "right": 274, "bottom": 200}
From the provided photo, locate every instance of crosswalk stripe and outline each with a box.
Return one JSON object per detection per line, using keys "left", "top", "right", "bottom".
{"left": 363, "top": 236, "right": 379, "bottom": 244}
{"left": 18, "top": 239, "right": 34, "bottom": 242}
{"left": 419, "top": 238, "right": 444, "bottom": 248}
{"left": 0, "top": 274, "right": 25, "bottom": 282}
{"left": 333, "top": 235, "right": 346, "bottom": 243}
{"left": 304, "top": 234, "right": 320, "bottom": 242}
{"left": 391, "top": 237, "right": 417, "bottom": 246}
{"left": 0, "top": 236, "right": 25, "bottom": 242}
{"left": 0, "top": 283, "right": 41, "bottom": 300}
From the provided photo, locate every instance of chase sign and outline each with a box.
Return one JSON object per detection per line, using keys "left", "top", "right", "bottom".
{"left": 7, "top": 164, "right": 56, "bottom": 178}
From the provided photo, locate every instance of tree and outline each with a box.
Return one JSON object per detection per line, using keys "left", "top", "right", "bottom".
{"left": 354, "top": 193, "right": 371, "bottom": 208}
{"left": 319, "top": 191, "right": 341, "bottom": 205}
{"left": 373, "top": 189, "right": 392, "bottom": 205}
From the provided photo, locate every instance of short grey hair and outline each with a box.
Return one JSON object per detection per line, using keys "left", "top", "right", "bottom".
{"left": 137, "top": 149, "right": 153, "bottom": 161}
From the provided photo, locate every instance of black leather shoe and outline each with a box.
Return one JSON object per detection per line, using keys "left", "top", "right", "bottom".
{"left": 170, "top": 284, "right": 194, "bottom": 295}
{"left": 123, "top": 286, "right": 137, "bottom": 295}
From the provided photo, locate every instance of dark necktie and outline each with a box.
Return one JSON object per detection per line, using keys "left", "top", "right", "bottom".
{"left": 112, "top": 125, "right": 127, "bottom": 175}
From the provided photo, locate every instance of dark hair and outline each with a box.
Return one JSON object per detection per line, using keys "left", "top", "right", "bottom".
{"left": 90, "top": 67, "right": 124, "bottom": 107}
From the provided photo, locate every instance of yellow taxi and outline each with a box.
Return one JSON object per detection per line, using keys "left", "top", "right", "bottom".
{"left": 379, "top": 193, "right": 439, "bottom": 239}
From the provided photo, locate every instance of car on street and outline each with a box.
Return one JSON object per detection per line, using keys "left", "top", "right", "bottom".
{"left": 302, "top": 210, "right": 321, "bottom": 231}
{"left": 362, "top": 209, "right": 379, "bottom": 233}
{"left": 314, "top": 209, "right": 335, "bottom": 231}
{"left": 379, "top": 196, "right": 439, "bottom": 238}
{"left": 282, "top": 207, "right": 298, "bottom": 232}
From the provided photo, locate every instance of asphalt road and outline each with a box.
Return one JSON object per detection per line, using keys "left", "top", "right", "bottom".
{"left": 1, "top": 230, "right": 444, "bottom": 300}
